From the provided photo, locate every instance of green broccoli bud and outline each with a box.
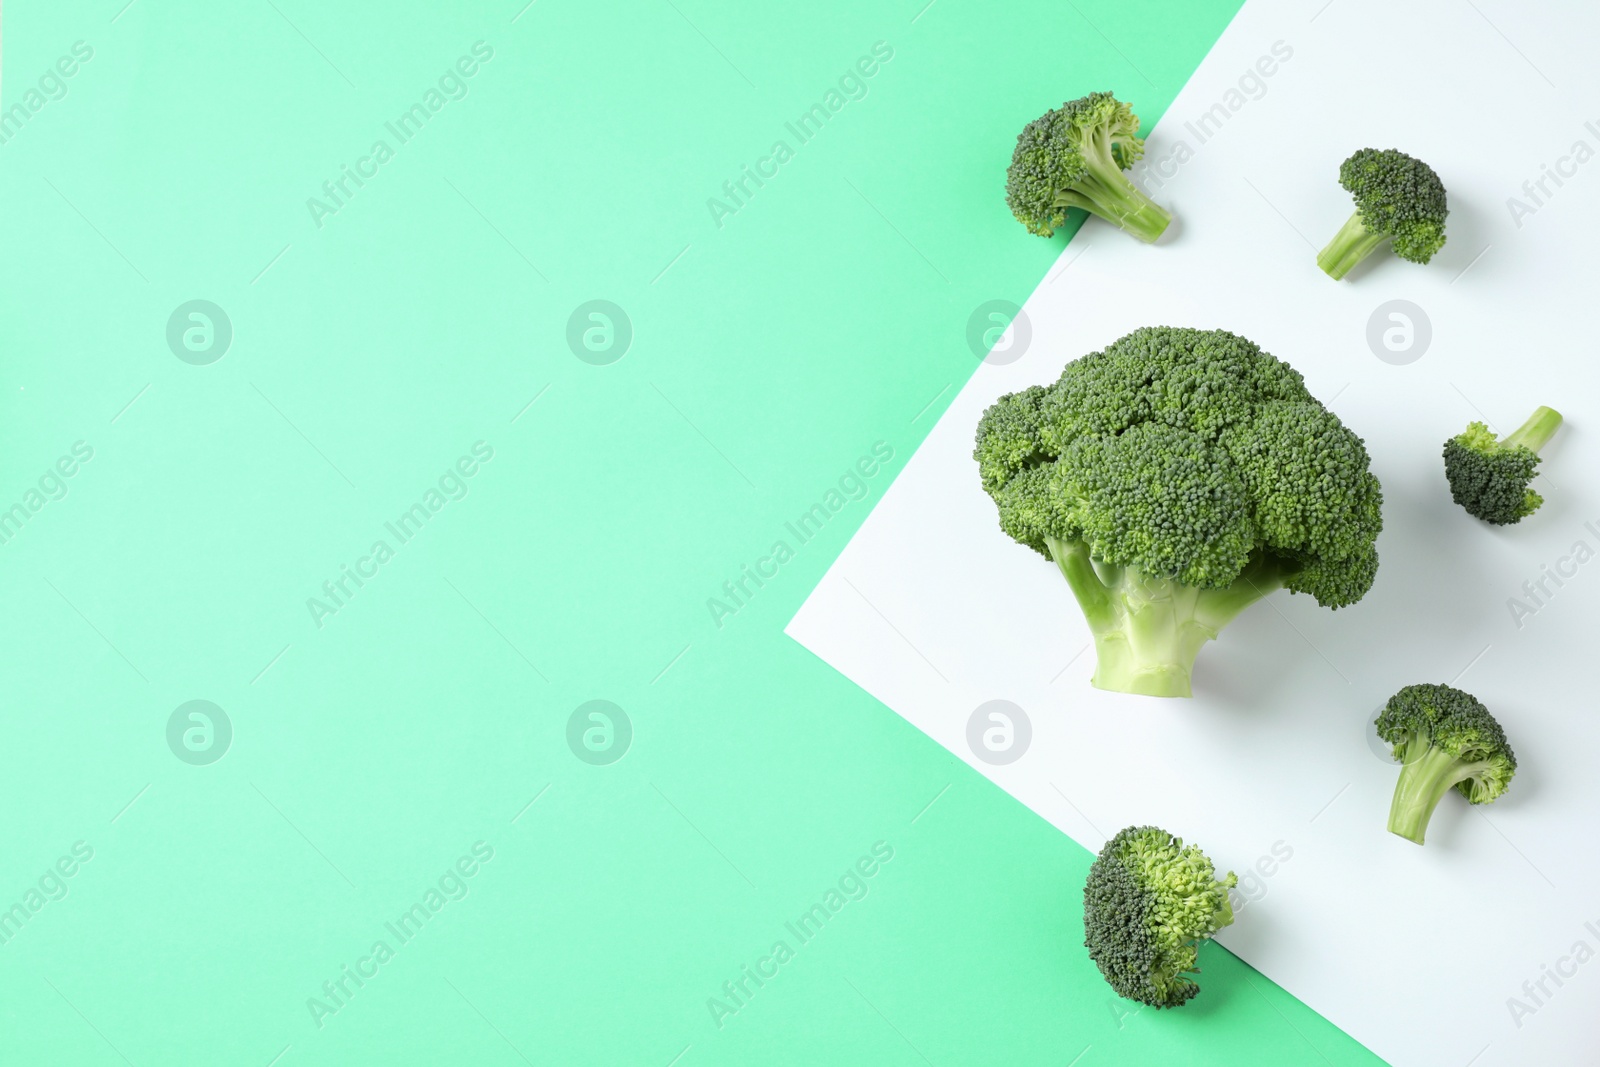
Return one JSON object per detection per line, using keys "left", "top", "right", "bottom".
{"left": 973, "top": 327, "right": 1383, "bottom": 697}
{"left": 1317, "top": 148, "right": 1447, "bottom": 280}
{"left": 1443, "top": 406, "right": 1563, "bottom": 525}
{"left": 1083, "top": 826, "right": 1237, "bottom": 1007}
{"left": 1375, "top": 683, "right": 1517, "bottom": 845}
{"left": 973, "top": 384, "right": 1050, "bottom": 495}
{"left": 1005, "top": 92, "right": 1172, "bottom": 243}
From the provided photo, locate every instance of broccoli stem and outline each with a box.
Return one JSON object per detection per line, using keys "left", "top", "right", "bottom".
{"left": 1386, "top": 745, "right": 1489, "bottom": 845}
{"left": 1503, "top": 406, "right": 1563, "bottom": 454}
{"left": 1316, "top": 212, "right": 1386, "bottom": 280}
{"left": 1053, "top": 127, "right": 1171, "bottom": 243}
{"left": 1046, "top": 537, "right": 1285, "bottom": 698}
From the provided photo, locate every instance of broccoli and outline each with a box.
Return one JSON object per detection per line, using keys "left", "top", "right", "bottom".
{"left": 1316, "top": 148, "right": 1447, "bottom": 280}
{"left": 973, "top": 327, "right": 1383, "bottom": 697}
{"left": 1443, "top": 406, "right": 1564, "bottom": 525}
{"left": 1375, "top": 683, "right": 1516, "bottom": 845}
{"left": 1005, "top": 92, "right": 1172, "bottom": 243}
{"left": 1083, "top": 826, "right": 1237, "bottom": 1007}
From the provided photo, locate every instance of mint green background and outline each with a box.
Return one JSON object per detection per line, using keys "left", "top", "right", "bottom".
{"left": 0, "top": 1, "right": 1384, "bottom": 1064}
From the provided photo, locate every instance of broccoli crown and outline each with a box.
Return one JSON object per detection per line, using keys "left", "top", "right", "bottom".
{"left": 1083, "top": 826, "right": 1237, "bottom": 1008}
{"left": 1443, "top": 422, "right": 1542, "bottom": 525}
{"left": 1339, "top": 148, "right": 1448, "bottom": 263}
{"left": 1005, "top": 92, "right": 1145, "bottom": 238}
{"left": 973, "top": 327, "right": 1384, "bottom": 607}
{"left": 1375, "top": 683, "right": 1516, "bottom": 803}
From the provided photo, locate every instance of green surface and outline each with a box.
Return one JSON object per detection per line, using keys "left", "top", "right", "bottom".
{"left": 0, "top": 1, "right": 1383, "bottom": 1064}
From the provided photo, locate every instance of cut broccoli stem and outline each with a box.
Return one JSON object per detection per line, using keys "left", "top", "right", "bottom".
{"left": 1046, "top": 537, "right": 1286, "bottom": 697}
{"left": 1386, "top": 745, "right": 1490, "bottom": 845}
{"left": 1503, "top": 406, "right": 1563, "bottom": 454}
{"left": 1316, "top": 212, "right": 1387, "bottom": 280}
{"left": 1055, "top": 130, "right": 1171, "bottom": 243}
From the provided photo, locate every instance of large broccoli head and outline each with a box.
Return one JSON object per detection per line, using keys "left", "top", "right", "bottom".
{"left": 974, "top": 328, "right": 1383, "bottom": 696}
{"left": 1005, "top": 92, "right": 1171, "bottom": 243}
{"left": 1083, "top": 825, "right": 1237, "bottom": 1007}
{"left": 1375, "top": 683, "right": 1516, "bottom": 845}
{"left": 1443, "top": 407, "right": 1563, "bottom": 525}
{"left": 1317, "top": 148, "right": 1447, "bottom": 280}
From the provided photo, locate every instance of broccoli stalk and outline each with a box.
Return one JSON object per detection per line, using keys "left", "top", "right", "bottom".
{"left": 1504, "top": 406, "right": 1565, "bottom": 453}
{"left": 1006, "top": 93, "right": 1172, "bottom": 243}
{"left": 1049, "top": 538, "right": 1287, "bottom": 697}
{"left": 1386, "top": 745, "right": 1499, "bottom": 846}
{"left": 1376, "top": 684, "right": 1517, "bottom": 846}
{"left": 1315, "top": 212, "right": 1389, "bottom": 281}
{"left": 1046, "top": 123, "right": 1171, "bottom": 243}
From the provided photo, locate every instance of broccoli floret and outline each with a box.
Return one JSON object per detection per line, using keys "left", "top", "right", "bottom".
{"left": 1316, "top": 148, "right": 1447, "bottom": 280}
{"left": 1005, "top": 92, "right": 1172, "bottom": 243}
{"left": 1443, "top": 406, "right": 1563, "bottom": 525}
{"left": 973, "top": 327, "right": 1383, "bottom": 697}
{"left": 1375, "top": 683, "right": 1516, "bottom": 845}
{"left": 1083, "top": 826, "right": 1237, "bottom": 1007}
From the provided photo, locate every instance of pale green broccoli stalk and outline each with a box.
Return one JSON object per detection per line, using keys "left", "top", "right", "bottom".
{"left": 1005, "top": 92, "right": 1171, "bottom": 243}
{"left": 1375, "top": 684, "right": 1517, "bottom": 845}
{"left": 974, "top": 328, "right": 1383, "bottom": 697}
{"left": 1083, "top": 826, "right": 1237, "bottom": 1007}
{"left": 1317, "top": 148, "right": 1447, "bottom": 280}
{"left": 1443, "top": 406, "right": 1563, "bottom": 525}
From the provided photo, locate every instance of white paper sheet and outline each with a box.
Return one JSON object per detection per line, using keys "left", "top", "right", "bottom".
{"left": 788, "top": 1, "right": 1600, "bottom": 1063}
